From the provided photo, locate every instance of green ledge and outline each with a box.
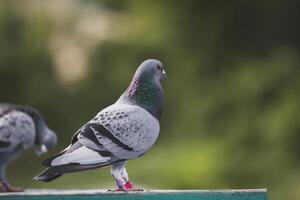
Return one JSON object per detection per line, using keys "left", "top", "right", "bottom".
{"left": 0, "top": 189, "right": 267, "bottom": 200}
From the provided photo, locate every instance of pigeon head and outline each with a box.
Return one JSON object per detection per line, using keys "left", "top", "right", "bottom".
{"left": 34, "top": 121, "right": 58, "bottom": 156}
{"left": 35, "top": 126, "right": 57, "bottom": 155}
{"left": 133, "top": 59, "right": 166, "bottom": 82}
{"left": 118, "top": 59, "right": 166, "bottom": 120}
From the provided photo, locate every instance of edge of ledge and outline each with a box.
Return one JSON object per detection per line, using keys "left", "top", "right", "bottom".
{"left": 0, "top": 189, "right": 267, "bottom": 197}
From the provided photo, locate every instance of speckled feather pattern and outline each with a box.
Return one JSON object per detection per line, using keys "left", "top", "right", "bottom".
{"left": 0, "top": 111, "right": 35, "bottom": 151}
{"left": 86, "top": 103, "right": 159, "bottom": 159}
{"left": 48, "top": 104, "right": 159, "bottom": 167}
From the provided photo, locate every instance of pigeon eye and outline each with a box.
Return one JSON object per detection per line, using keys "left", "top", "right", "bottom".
{"left": 156, "top": 64, "right": 162, "bottom": 70}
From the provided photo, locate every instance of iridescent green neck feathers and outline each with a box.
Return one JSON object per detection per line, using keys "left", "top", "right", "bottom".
{"left": 119, "top": 73, "right": 164, "bottom": 120}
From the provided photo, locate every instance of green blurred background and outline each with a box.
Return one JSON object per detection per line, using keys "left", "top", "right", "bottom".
{"left": 1, "top": 0, "right": 300, "bottom": 199}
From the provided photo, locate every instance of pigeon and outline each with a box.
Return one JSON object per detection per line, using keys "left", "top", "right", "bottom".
{"left": 0, "top": 103, "right": 57, "bottom": 192}
{"left": 34, "top": 59, "right": 166, "bottom": 190}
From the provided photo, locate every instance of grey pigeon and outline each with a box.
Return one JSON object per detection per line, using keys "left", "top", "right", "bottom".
{"left": 0, "top": 103, "right": 57, "bottom": 192}
{"left": 34, "top": 59, "right": 166, "bottom": 190}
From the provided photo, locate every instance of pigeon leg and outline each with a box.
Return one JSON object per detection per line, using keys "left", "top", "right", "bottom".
{"left": 0, "top": 181, "right": 24, "bottom": 193}
{"left": 0, "top": 165, "right": 6, "bottom": 193}
{"left": 0, "top": 165, "right": 24, "bottom": 193}
{"left": 110, "top": 162, "right": 142, "bottom": 191}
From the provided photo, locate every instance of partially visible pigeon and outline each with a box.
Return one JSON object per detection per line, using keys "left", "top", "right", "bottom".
{"left": 0, "top": 104, "right": 57, "bottom": 192}
{"left": 34, "top": 59, "right": 166, "bottom": 191}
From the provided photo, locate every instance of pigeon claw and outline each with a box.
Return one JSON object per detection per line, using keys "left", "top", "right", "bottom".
{"left": 123, "top": 180, "right": 133, "bottom": 190}
{"left": 0, "top": 181, "right": 24, "bottom": 193}
{"left": 108, "top": 181, "right": 144, "bottom": 192}
{"left": 120, "top": 181, "right": 144, "bottom": 191}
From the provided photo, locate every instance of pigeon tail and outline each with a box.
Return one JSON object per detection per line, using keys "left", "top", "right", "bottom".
{"left": 33, "top": 169, "right": 62, "bottom": 182}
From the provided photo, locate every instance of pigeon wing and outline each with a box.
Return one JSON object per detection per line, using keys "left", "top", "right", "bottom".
{"left": 42, "top": 103, "right": 159, "bottom": 171}
{"left": 0, "top": 111, "right": 35, "bottom": 151}
{"left": 84, "top": 103, "right": 160, "bottom": 160}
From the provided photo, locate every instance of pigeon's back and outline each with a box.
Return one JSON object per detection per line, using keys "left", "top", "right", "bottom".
{"left": 0, "top": 105, "right": 36, "bottom": 152}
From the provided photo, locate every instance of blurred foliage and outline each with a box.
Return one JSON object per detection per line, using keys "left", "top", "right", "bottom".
{"left": 0, "top": 0, "right": 300, "bottom": 199}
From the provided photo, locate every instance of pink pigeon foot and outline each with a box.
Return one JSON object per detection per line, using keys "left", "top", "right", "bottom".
{"left": 0, "top": 181, "right": 24, "bottom": 193}
{"left": 108, "top": 181, "right": 144, "bottom": 192}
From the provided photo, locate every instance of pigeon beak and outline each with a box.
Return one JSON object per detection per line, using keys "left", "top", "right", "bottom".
{"left": 35, "top": 144, "right": 48, "bottom": 156}
{"left": 161, "top": 70, "right": 167, "bottom": 81}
